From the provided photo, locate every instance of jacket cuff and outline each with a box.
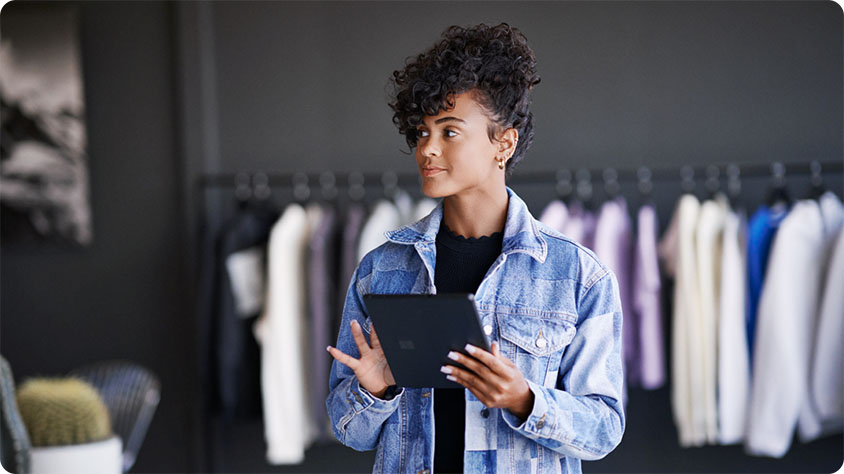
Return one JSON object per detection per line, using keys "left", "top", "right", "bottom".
{"left": 501, "top": 379, "right": 557, "bottom": 439}
{"left": 351, "top": 378, "right": 404, "bottom": 413}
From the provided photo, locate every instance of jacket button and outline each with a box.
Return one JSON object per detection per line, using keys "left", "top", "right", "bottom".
{"left": 483, "top": 324, "right": 493, "bottom": 336}
{"left": 536, "top": 337, "right": 547, "bottom": 349}
{"left": 481, "top": 408, "right": 490, "bottom": 418}
{"left": 536, "top": 419, "right": 545, "bottom": 429}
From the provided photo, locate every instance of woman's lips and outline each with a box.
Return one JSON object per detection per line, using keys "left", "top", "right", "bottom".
{"left": 422, "top": 168, "right": 445, "bottom": 177}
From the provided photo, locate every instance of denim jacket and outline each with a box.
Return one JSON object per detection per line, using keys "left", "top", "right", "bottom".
{"left": 326, "top": 187, "right": 625, "bottom": 474}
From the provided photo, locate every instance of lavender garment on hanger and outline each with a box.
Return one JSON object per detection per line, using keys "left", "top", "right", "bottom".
{"left": 633, "top": 203, "right": 665, "bottom": 390}
{"left": 539, "top": 199, "right": 568, "bottom": 233}
{"left": 594, "top": 197, "right": 636, "bottom": 386}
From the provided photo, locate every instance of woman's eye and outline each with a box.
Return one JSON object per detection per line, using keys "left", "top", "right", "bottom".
{"left": 416, "top": 129, "right": 428, "bottom": 137}
{"left": 444, "top": 129, "right": 457, "bottom": 137}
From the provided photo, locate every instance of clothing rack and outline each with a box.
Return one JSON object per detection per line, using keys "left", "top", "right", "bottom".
{"left": 195, "top": 160, "right": 842, "bottom": 201}
{"left": 197, "top": 160, "right": 842, "bottom": 189}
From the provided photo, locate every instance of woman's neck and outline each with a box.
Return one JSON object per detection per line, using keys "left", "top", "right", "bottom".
{"left": 441, "top": 186, "right": 509, "bottom": 239}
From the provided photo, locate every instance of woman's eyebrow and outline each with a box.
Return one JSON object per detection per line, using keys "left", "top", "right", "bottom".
{"left": 435, "top": 116, "right": 465, "bottom": 124}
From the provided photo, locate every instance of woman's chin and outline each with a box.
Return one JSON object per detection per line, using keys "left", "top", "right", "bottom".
{"left": 420, "top": 179, "right": 446, "bottom": 199}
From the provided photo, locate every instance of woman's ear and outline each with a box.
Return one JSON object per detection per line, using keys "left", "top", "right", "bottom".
{"left": 497, "top": 127, "right": 519, "bottom": 160}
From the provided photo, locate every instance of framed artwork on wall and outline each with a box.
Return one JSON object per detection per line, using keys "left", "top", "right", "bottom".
{"left": 0, "top": 4, "right": 92, "bottom": 246}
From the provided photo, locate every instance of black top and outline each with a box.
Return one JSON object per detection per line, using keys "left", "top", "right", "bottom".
{"left": 433, "top": 223, "right": 503, "bottom": 473}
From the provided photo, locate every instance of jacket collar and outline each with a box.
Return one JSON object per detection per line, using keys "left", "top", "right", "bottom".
{"left": 385, "top": 186, "right": 547, "bottom": 262}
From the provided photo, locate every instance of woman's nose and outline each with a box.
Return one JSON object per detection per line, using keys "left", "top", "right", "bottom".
{"left": 418, "top": 136, "right": 441, "bottom": 158}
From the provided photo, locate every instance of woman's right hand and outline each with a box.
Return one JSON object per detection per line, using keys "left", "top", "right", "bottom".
{"left": 327, "top": 319, "right": 396, "bottom": 399}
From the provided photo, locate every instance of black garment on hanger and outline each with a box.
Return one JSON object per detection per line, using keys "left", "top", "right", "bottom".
{"left": 433, "top": 222, "right": 503, "bottom": 474}
{"left": 199, "top": 201, "right": 279, "bottom": 420}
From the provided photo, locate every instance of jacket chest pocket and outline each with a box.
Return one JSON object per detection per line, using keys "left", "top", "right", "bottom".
{"left": 497, "top": 315, "right": 576, "bottom": 384}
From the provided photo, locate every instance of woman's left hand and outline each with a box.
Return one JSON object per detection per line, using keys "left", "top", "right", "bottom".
{"left": 442, "top": 342, "right": 535, "bottom": 421}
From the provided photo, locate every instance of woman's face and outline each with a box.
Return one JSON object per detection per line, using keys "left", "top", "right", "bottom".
{"left": 414, "top": 90, "right": 506, "bottom": 199}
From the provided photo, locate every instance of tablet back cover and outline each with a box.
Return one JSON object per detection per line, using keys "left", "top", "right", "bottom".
{"left": 363, "top": 293, "right": 489, "bottom": 388}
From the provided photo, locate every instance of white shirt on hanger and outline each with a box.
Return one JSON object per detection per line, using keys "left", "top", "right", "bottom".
{"left": 746, "top": 199, "right": 826, "bottom": 458}
{"left": 658, "top": 194, "right": 704, "bottom": 447}
{"left": 797, "top": 191, "right": 844, "bottom": 442}
{"left": 357, "top": 199, "right": 401, "bottom": 263}
{"left": 253, "top": 203, "right": 316, "bottom": 464}
{"left": 717, "top": 207, "right": 750, "bottom": 445}
{"left": 695, "top": 195, "right": 729, "bottom": 444}
{"left": 412, "top": 197, "right": 438, "bottom": 223}
{"left": 810, "top": 222, "right": 844, "bottom": 424}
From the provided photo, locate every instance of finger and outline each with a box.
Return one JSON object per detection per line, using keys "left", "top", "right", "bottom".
{"left": 369, "top": 323, "right": 383, "bottom": 350}
{"left": 451, "top": 378, "right": 491, "bottom": 408}
{"left": 446, "top": 364, "right": 495, "bottom": 397}
{"left": 448, "top": 350, "right": 494, "bottom": 380}
{"left": 350, "top": 320, "right": 371, "bottom": 356}
{"left": 327, "top": 345, "right": 360, "bottom": 370}
{"left": 464, "top": 344, "right": 509, "bottom": 376}
{"left": 490, "top": 341, "right": 516, "bottom": 368}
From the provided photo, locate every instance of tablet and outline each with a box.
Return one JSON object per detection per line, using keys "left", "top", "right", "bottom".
{"left": 362, "top": 293, "right": 491, "bottom": 388}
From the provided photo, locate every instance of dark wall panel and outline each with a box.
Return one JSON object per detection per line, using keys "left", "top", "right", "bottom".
{"left": 0, "top": 2, "right": 192, "bottom": 472}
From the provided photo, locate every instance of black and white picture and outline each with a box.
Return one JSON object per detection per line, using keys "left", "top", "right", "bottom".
{"left": 0, "top": 5, "right": 92, "bottom": 245}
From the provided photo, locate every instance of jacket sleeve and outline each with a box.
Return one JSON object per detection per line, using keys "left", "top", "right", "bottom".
{"left": 501, "top": 270, "right": 626, "bottom": 460}
{"left": 325, "top": 267, "right": 405, "bottom": 451}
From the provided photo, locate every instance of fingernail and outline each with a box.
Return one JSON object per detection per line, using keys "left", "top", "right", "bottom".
{"left": 351, "top": 320, "right": 357, "bottom": 326}
{"left": 446, "top": 375, "right": 457, "bottom": 382}
{"left": 464, "top": 344, "right": 476, "bottom": 354}
{"left": 440, "top": 366, "right": 452, "bottom": 374}
{"left": 326, "top": 345, "right": 332, "bottom": 352}
{"left": 447, "top": 351, "right": 459, "bottom": 361}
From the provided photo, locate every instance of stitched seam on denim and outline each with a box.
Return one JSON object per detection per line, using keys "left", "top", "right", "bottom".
{"left": 338, "top": 411, "right": 353, "bottom": 435}
{"left": 530, "top": 217, "right": 549, "bottom": 261}
{"left": 478, "top": 305, "right": 577, "bottom": 321}
{"left": 583, "top": 268, "right": 610, "bottom": 290}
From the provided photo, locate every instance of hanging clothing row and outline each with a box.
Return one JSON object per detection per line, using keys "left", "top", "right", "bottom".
{"left": 198, "top": 182, "right": 437, "bottom": 465}
{"left": 196, "top": 161, "right": 841, "bottom": 466}
{"left": 657, "top": 175, "right": 843, "bottom": 456}
{"left": 539, "top": 190, "right": 665, "bottom": 411}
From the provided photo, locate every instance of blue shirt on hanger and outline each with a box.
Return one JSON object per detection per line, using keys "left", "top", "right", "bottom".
{"left": 746, "top": 203, "right": 789, "bottom": 368}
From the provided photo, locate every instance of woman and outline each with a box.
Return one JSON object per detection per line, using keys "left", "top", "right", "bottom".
{"left": 326, "top": 23, "right": 625, "bottom": 474}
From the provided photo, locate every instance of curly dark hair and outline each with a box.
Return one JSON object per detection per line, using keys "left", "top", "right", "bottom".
{"left": 388, "top": 23, "right": 541, "bottom": 175}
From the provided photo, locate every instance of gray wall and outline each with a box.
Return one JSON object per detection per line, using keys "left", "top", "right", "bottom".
{"left": 1, "top": 1, "right": 842, "bottom": 473}
{"left": 0, "top": 1, "right": 195, "bottom": 473}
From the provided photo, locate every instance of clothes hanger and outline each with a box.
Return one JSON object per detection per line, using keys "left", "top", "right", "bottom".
{"left": 764, "top": 162, "right": 793, "bottom": 208}
{"left": 725, "top": 164, "right": 743, "bottom": 211}
{"left": 807, "top": 161, "right": 828, "bottom": 201}
{"left": 576, "top": 168, "right": 596, "bottom": 212}
{"left": 234, "top": 171, "right": 252, "bottom": 210}
{"left": 637, "top": 167, "right": 655, "bottom": 208}
{"left": 347, "top": 171, "right": 366, "bottom": 204}
{"left": 319, "top": 171, "right": 339, "bottom": 204}
{"left": 679, "top": 165, "right": 697, "bottom": 198}
{"left": 555, "top": 169, "right": 574, "bottom": 205}
{"left": 603, "top": 167, "right": 621, "bottom": 201}
{"left": 291, "top": 171, "right": 311, "bottom": 205}
{"left": 381, "top": 171, "right": 399, "bottom": 201}
{"left": 704, "top": 165, "right": 719, "bottom": 200}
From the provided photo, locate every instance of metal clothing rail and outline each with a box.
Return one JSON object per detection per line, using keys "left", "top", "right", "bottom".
{"left": 196, "top": 160, "right": 843, "bottom": 190}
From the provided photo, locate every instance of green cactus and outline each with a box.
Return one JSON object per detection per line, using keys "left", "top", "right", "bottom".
{"left": 16, "top": 377, "right": 112, "bottom": 447}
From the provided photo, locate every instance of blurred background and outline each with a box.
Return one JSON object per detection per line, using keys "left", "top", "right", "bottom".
{"left": 1, "top": 0, "right": 842, "bottom": 473}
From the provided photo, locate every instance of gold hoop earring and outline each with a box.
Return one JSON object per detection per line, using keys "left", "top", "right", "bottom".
{"left": 497, "top": 157, "right": 506, "bottom": 170}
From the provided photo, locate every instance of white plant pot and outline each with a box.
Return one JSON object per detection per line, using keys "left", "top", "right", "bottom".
{"left": 30, "top": 436, "right": 122, "bottom": 474}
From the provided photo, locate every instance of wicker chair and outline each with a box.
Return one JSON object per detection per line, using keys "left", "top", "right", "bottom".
{"left": 70, "top": 361, "right": 160, "bottom": 472}
{"left": 0, "top": 355, "right": 31, "bottom": 474}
